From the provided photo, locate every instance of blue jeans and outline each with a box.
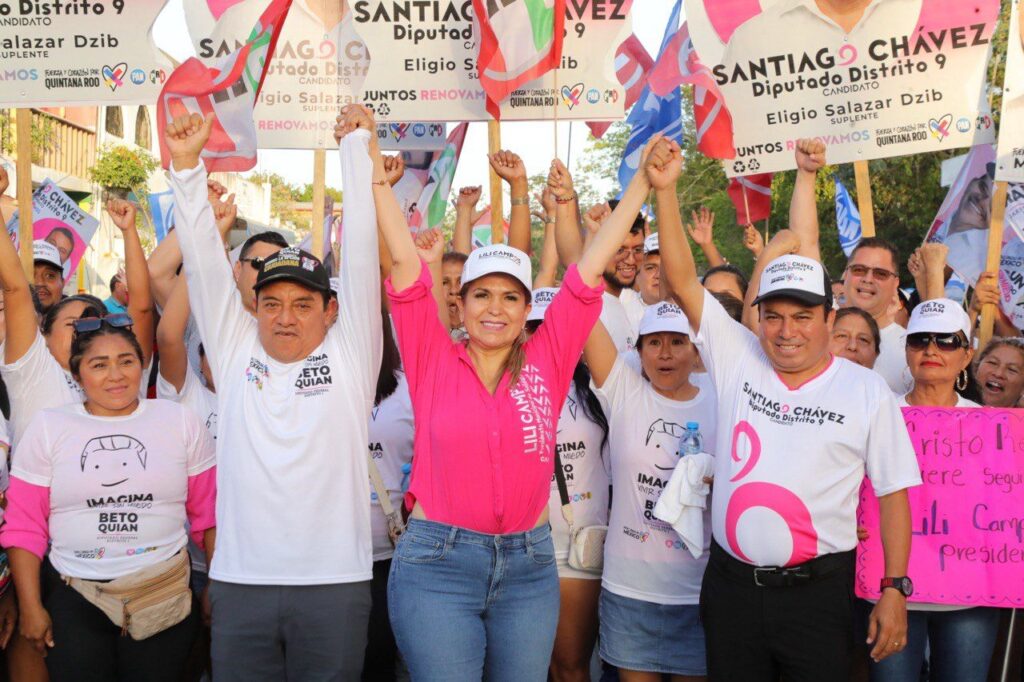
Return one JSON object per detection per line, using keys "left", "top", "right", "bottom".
{"left": 387, "top": 518, "right": 560, "bottom": 682}
{"left": 868, "top": 606, "right": 1001, "bottom": 682}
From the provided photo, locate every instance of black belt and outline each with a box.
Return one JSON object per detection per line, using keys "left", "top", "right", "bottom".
{"left": 709, "top": 540, "right": 853, "bottom": 588}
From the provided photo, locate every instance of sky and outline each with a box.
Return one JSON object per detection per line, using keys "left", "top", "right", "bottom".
{"left": 150, "top": 0, "right": 677, "bottom": 203}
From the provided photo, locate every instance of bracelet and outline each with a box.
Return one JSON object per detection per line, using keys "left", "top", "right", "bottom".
{"left": 371, "top": 179, "right": 387, "bottom": 186}
{"left": 544, "top": 217, "right": 556, "bottom": 225}
{"left": 555, "top": 193, "right": 577, "bottom": 204}
{"left": 510, "top": 196, "right": 529, "bottom": 207}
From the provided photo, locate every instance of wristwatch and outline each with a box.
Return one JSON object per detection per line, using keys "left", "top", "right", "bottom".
{"left": 880, "top": 577, "right": 914, "bottom": 597}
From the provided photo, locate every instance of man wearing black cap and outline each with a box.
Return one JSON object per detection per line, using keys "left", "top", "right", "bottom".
{"left": 655, "top": 137, "right": 920, "bottom": 681}
{"left": 164, "top": 110, "right": 382, "bottom": 681}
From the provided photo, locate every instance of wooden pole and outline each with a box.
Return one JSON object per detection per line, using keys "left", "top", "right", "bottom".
{"left": 312, "top": 149, "right": 326, "bottom": 260}
{"left": 15, "top": 109, "right": 33, "bottom": 278}
{"left": 488, "top": 120, "right": 504, "bottom": 245}
{"left": 979, "top": 181, "right": 1008, "bottom": 349}
{"left": 853, "top": 160, "right": 876, "bottom": 238}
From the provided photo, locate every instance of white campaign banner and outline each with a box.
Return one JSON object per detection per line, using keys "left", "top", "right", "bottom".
{"left": 683, "top": 0, "right": 999, "bottom": 177}
{"left": 0, "top": 0, "right": 171, "bottom": 107}
{"left": 996, "top": 0, "right": 1024, "bottom": 182}
{"left": 352, "top": 0, "right": 631, "bottom": 122}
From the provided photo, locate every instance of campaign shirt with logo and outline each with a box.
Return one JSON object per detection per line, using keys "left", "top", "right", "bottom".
{"left": 595, "top": 357, "right": 717, "bottom": 604}
{"left": 5, "top": 400, "right": 215, "bottom": 580}
{"left": 694, "top": 290, "right": 921, "bottom": 568}
{"left": 368, "top": 373, "right": 414, "bottom": 561}
{"left": 169, "top": 129, "right": 382, "bottom": 585}
{"left": 601, "top": 292, "right": 636, "bottom": 354}
{"left": 547, "top": 386, "right": 610, "bottom": 573}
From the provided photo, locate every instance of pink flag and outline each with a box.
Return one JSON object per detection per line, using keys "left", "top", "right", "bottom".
{"left": 647, "top": 20, "right": 735, "bottom": 158}
{"left": 157, "top": 0, "right": 292, "bottom": 172}
{"left": 587, "top": 34, "right": 653, "bottom": 139}
{"left": 728, "top": 173, "right": 773, "bottom": 225}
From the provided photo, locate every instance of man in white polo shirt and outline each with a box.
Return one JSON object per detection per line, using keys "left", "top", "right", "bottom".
{"left": 652, "top": 136, "right": 920, "bottom": 680}
{"left": 164, "top": 107, "right": 382, "bottom": 681}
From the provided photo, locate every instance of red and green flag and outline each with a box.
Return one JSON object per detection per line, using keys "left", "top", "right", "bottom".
{"left": 472, "top": 0, "right": 566, "bottom": 119}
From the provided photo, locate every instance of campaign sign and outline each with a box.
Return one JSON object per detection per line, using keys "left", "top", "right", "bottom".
{"left": 997, "top": 0, "right": 1024, "bottom": 182}
{"left": 4, "top": 179, "right": 99, "bottom": 279}
{"left": 0, "top": 0, "right": 170, "bottom": 107}
{"left": 352, "top": 0, "right": 630, "bottom": 122}
{"left": 856, "top": 408, "right": 1024, "bottom": 607}
{"left": 683, "top": 0, "right": 999, "bottom": 177}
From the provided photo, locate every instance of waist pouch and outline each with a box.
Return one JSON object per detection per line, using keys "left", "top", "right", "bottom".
{"left": 63, "top": 549, "right": 191, "bottom": 640}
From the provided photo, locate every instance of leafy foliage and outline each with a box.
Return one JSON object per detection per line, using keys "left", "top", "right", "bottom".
{"left": 89, "top": 144, "right": 158, "bottom": 192}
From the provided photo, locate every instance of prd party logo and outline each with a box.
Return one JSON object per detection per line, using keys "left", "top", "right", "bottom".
{"left": 102, "top": 63, "right": 128, "bottom": 92}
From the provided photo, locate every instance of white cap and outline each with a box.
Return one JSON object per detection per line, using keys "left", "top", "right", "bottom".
{"left": 527, "top": 287, "right": 558, "bottom": 322}
{"left": 33, "top": 240, "right": 63, "bottom": 271}
{"left": 638, "top": 301, "right": 692, "bottom": 337}
{"left": 752, "top": 255, "right": 830, "bottom": 307}
{"left": 907, "top": 298, "right": 971, "bottom": 339}
{"left": 329, "top": 277, "right": 340, "bottom": 296}
{"left": 644, "top": 233, "right": 660, "bottom": 254}
{"left": 461, "top": 244, "right": 532, "bottom": 298}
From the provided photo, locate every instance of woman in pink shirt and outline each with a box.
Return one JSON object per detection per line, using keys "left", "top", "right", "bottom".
{"left": 0, "top": 319, "right": 216, "bottom": 682}
{"left": 336, "top": 105, "right": 669, "bottom": 680}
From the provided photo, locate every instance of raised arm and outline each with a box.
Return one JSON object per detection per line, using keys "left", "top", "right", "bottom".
{"left": 106, "top": 200, "right": 155, "bottom": 367}
{"left": 918, "top": 242, "right": 949, "bottom": 302}
{"left": 742, "top": 229, "right": 802, "bottom": 333}
{"left": 548, "top": 160, "right": 585, "bottom": 268}
{"left": 412, "top": 228, "right": 449, "bottom": 329}
{"left": 650, "top": 138, "right": 706, "bottom": 332}
{"left": 582, "top": 319, "right": 618, "bottom": 388}
{"left": 163, "top": 113, "right": 251, "bottom": 378}
{"left": 452, "top": 186, "right": 482, "bottom": 255}
{"left": 377, "top": 154, "right": 406, "bottom": 281}
{"left": 0, "top": 168, "right": 40, "bottom": 364}
{"left": 790, "top": 139, "right": 825, "bottom": 261}
{"left": 686, "top": 207, "right": 725, "bottom": 268}
{"left": 533, "top": 189, "right": 559, "bottom": 289}
{"left": 489, "top": 151, "right": 531, "bottom": 253}
{"left": 156, "top": 274, "right": 191, "bottom": 392}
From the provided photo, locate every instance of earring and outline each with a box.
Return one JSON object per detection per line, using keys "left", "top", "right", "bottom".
{"left": 956, "top": 369, "right": 968, "bottom": 392}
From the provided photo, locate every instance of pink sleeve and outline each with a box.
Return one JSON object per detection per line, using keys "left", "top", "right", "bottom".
{"left": 385, "top": 259, "right": 451, "bottom": 396}
{"left": 0, "top": 477, "right": 50, "bottom": 559}
{"left": 186, "top": 466, "right": 216, "bottom": 551}
{"left": 529, "top": 264, "right": 604, "bottom": 396}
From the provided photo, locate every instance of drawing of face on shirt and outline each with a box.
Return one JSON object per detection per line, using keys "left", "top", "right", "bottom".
{"left": 646, "top": 418, "right": 686, "bottom": 471}
{"left": 80, "top": 435, "right": 147, "bottom": 488}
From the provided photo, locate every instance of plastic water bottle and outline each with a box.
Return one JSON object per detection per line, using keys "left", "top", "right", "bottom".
{"left": 678, "top": 422, "right": 703, "bottom": 457}
{"left": 400, "top": 463, "right": 412, "bottom": 494}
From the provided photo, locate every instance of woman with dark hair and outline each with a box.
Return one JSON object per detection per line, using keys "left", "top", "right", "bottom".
{"left": 0, "top": 200, "right": 154, "bottom": 442}
{"left": 351, "top": 95, "right": 664, "bottom": 678}
{"left": 830, "top": 307, "right": 881, "bottom": 369}
{"left": 972, "top": 337, "right": 1024, "bottom": 407}
{"left": 1, "top": 318, "right": 216, "bottom": 681}
{"left": 526, "top": 288, "right": 610, "bottom": 682}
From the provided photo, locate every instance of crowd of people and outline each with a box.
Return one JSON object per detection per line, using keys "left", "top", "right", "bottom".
{"left": 0, "top": 105, "right": 1016, "bottom": 682}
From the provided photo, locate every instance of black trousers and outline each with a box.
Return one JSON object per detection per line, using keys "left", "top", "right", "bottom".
{"left": 42, "top": 559, "right": 199, "bottom": 682}
{"left": 700, "top": 541, "right": 856, "bottom": 682}
{"left": 362, "top": 558, "right": 399, "bottom": 681}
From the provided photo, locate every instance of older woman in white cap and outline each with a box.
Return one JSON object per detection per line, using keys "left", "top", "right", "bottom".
{"left": 583, "top": 301, "right": 716, "bottom": 681}
{"left": 353, "top": 105, "right": 669, "bottom": 678}
{"left": 870, "top": 298, "right": 999, "bottom": 682}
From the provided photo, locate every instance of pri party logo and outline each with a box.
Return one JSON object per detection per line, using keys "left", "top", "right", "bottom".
{"left": 102, "top": 63, "right": 129, "bottom": 92}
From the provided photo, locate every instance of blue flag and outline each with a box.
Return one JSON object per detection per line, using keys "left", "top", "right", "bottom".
{"left": 616, "top": 1, "right": 683, "bottom": 191}
{"left": 149, "top": 190, "right": 175, "bottom": 244}
{"left": 834, "top": 176, "right": 862, "bottom": 257}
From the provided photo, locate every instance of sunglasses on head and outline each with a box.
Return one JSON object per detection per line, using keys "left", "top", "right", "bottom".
{"left": 72, "top": 313, "right": 134, "bottom": 335}
{"left": 906, "top": 332, "right": 966, "bottom": 352}
{"left": 240, "top": 256, "right": 266, "bottom": 270}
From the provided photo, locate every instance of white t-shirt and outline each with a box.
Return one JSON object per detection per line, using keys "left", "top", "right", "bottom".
{"left": 596, "top": 358, "right": 717, "bottom": 605}
{"left": 368, "top": 373, "right": 414, "bottom": 561}
{"left": 11, "top": 400, "right": 215, "bottom": 580}
{"left": 601, "top": 292, "right": 636, "bottom": 353}
{"left": 875, "top": 322, "right": 913, "bottom": 394}
{"left": 170, "top": 129, "right": 382, "bottom": 586}
{"left": 548, "top": 385, "right": 610, "bottom": 573}
{"left": 157, "top": 367, "right": 218, "bottom": 438}
{"left": 619, "top": 288, "right": 646, "bottom": 340}
{"left": 1, "top": 333, "right": 84, "bottom": 443}
{"left": 694, "top": 290, "right": 921, "bottom": 568}
{"left": 0, "top": 419, "right": 9, "bottom": 524}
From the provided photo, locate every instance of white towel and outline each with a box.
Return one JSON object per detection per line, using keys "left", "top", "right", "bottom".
{"left": 653, "top": 452, "right": 714, "bottom": 560}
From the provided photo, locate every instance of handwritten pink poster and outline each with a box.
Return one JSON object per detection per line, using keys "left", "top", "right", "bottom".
{"left": 857, "top": 407, "right": 1024, "bottom": 607}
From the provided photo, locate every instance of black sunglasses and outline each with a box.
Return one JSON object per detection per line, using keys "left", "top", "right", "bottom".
{"left": 906, "top": 332, "right": 967, "bottom": 352}
{"left": 72, "top": 313, "right": 134, "bottom": 335}
{"left": 240, "top": 256, "right": 266, "bottom": 270}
